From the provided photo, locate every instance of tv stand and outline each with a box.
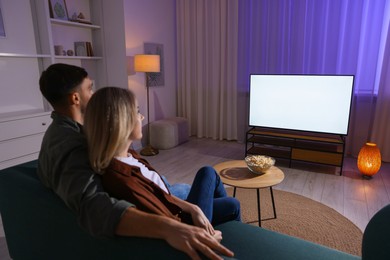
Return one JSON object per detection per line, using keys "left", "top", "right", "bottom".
{"left": 245, "top": 127, "right": 346, "bottom": 175}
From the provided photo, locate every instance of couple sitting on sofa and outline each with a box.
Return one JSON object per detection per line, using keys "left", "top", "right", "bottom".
{"left": 37, "top": 63, "right": 240, "bottom": 260}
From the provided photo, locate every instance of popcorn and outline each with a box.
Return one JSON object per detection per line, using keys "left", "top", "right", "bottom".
{"left": 245, "top": 155, "right": 275, "bottom": 174}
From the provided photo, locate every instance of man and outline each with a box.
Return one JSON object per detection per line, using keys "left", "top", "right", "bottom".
{"left": 37, "top": 63, "right": 233, "bottom": 260}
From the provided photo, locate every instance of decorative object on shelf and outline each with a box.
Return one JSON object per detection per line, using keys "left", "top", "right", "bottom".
{"left": 144, "top": 43, "right": 164, "bottom": 86}
{"left": 134, "top": 54, "right": 161, "bottom": 156}
{"left": 66, "top": 49, "right": 74, "bottom": 56}
{"left": 245, "top": 155, "right": 275, "bottom": 174}
{"left": 70, "top": 12, "right": 92, "bottom": 24}
{"left": 357, "top": 142, "right": 381, "bottom": 179}
{"left": 54, "top": 45, "right": 64, "bottom": 55}
{"left": 0, "top": 2, "right": 5, "bottom": 37}
{"left": 49, "top": 0, "right": 69, "bottom": 21}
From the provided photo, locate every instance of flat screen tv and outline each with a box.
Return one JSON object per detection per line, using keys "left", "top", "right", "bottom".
{"left": 249, "top": 74, "right": 354, "bottom": 136}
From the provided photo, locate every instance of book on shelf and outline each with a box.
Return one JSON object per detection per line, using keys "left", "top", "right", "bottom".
{"left": 86, "top": 42, "right": 94, "bottom": 56}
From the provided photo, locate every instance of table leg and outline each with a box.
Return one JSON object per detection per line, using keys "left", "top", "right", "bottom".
{"left": 257, "top": 188, "right": 261, "bottom": 227}
{"left": 270, "top": 187, "right": 276, "bottom": 219}
{"left": 233, "top": 187, "right": 237, "bottom": 197}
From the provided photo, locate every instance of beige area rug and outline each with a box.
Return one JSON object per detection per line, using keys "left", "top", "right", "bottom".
{"left": 226, "top": 188, "right": 362, "bottom": 256}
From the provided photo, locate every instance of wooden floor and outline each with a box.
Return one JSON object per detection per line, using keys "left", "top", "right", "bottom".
{"left": 1, "top": 137, "right": 389, "bottom": 259}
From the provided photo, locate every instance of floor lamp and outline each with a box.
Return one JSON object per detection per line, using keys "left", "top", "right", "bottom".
{"left": 134, "top": 54, "right": 161, "bottom": 156}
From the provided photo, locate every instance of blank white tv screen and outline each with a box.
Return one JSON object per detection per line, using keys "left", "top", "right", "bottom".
{"left": 249, "top": 74, "right": 354, "bottom": 135}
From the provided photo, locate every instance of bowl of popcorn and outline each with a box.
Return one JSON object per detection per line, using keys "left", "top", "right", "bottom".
{"left": 245, "top": 155, "right": 275, "bottom": 174}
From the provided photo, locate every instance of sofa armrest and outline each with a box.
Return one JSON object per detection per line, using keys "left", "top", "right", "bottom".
{"left": 362, "top": 204, "right": 390, "bottom": 260}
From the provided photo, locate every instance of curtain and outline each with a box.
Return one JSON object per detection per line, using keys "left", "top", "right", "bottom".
{"left": 236, "top": 0, "right": 390, "bottom": 161}
{"left": 371, "top": 18, "right": 390, "bottom": 162}
{"left": 176, "top": 0, "right": 239, "bottom": 140}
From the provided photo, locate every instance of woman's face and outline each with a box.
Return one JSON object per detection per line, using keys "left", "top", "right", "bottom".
{"left": 129, "top": 102, "right": 144, "bottom": 141}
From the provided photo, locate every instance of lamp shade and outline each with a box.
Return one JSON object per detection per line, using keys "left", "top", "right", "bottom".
{"left": 134, "top": 54, "right": 160, "bottom": 73}
{"left": 357, "top": 142, "right": 381, "bottom": 178}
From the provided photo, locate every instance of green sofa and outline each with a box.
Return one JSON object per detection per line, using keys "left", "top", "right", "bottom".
{"left": 0, "top": 161, "right": 386, "bottom": 259}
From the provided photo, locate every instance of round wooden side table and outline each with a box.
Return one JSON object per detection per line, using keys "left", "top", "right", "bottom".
{"left": 213, "top": 160, "right": 285, "bottom": 226}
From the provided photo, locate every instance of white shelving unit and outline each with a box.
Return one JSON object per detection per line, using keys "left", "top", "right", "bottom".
{"left": 0, "top": 0, "right": 127, "bottom": 169}
{"left": 0, "top": 53, "right": 51, "bottom": 58}
{"left": 49, "top": 18, "right": 102, "bottom": 60}
{"left": 50, "top": 18, "right": 101, "bottom": 29}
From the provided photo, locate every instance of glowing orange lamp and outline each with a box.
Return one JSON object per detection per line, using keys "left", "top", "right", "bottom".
{"left": 357, "top": 142, "right": 381, "bottom": 179}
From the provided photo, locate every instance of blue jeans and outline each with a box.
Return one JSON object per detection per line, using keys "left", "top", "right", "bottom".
{"left": 185, "top": 166, "right": 241, "bottom": 226}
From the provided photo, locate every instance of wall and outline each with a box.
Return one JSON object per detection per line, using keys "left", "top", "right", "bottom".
{"left": 123, "top": 0, "right": 177, "bottom": 148}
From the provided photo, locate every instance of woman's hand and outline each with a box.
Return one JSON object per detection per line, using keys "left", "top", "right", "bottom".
{"left": 171, "top": 196, "right": 219, "bottom": 239}
{"left": 190, "top": 205, "right": 216, "bottom": 238}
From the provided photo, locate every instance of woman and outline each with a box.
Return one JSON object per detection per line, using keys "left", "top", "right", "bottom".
{"left": 84, "top": 87, "right": 240, "bottom": 236}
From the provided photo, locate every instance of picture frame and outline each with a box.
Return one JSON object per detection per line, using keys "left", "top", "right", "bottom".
{"left": 74, "top": 41, "right": 87, "bottom": 56}
{"left": 49, "top": 0, "right": 69, "bottom": 21}
{"left": 0, "top": 1, "right": 5, "bottom": 37}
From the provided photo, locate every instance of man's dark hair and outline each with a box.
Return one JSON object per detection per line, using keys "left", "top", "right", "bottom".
{"left": 39, "top": 63, "right": 88, "bottom": 107}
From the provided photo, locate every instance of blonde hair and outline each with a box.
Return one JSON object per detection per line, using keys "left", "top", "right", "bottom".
{"left": 84, "top": 87, "right": 138, "bottom": 174}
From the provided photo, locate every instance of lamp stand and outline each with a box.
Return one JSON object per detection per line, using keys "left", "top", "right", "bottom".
{"left": 140, "top": 73, "right": 159, "bottom": 156}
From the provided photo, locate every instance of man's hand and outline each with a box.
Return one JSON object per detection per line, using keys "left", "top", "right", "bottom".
{"left": 163, "top": 220, "right": 234, "bottom": 260}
